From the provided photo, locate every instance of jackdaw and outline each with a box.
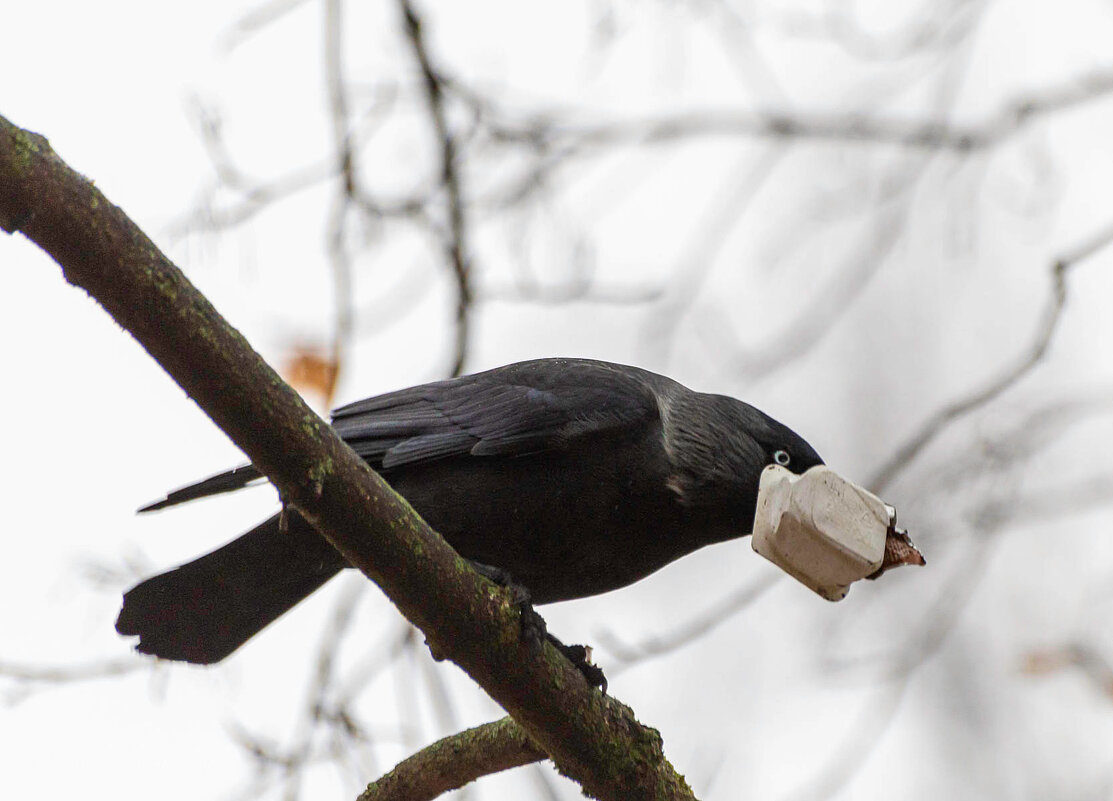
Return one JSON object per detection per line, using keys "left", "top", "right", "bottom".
{"left": 116, "top": 358, "right": 824, "bottom": 665}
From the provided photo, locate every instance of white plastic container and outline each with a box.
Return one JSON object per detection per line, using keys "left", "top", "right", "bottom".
{"left": 751, "top": 464, "right": 891, "bottom": 601}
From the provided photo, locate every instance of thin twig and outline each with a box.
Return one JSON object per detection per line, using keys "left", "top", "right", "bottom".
{"left": 0, "top": 657, "right": 142, "bottom": 684}
{"left": 594, "top": 573, "right": 779, "bottom": 672}
{"left": 168, "top": 101, "right": 334, "bottom": 239}
{"left": 0, "top": 656, "right": 148, "bottom": 706}
{"left": 399, "top": 0, "right": 473, "bottom": 377}
{"left": 221, "top": 0, "right": 314, "bottom": 51}
{"left": 481, "top": 281, "right": 664, "bottom": 306}
{"left": 868, "top": 219, "right": 1113, "bottom": 494}
{"left": 782, "top": 513, "right": 1002, "bottom": 801}
{"left": 643, "top": 143, "right": 787, "bottom": 364}
{"left": 280, "top": 579, "right": 365, "bottom": 801}
{"left": 475, "top": 66, "right": 1113, "bottom": 155}
{"left": 322, "top": 0, "right": 356, "bottom": 405}
{"left": 713, "top": 157, "right": 923, "bottom": 380}
{"left": 359, "top": 717, "right": 545, "bottom": 801}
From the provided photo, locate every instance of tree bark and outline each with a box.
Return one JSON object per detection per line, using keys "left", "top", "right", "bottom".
{"left": 0, "top": 114, "right": 697, "bottom": 801}
{"left": 359, "top": 717, "right": 545, "bottom": 801}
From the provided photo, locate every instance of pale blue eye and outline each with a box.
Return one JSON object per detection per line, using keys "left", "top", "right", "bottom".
{"left": 773, "top": 450, "right": 791, "bottom": 467}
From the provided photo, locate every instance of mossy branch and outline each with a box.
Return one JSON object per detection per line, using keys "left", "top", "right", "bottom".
{"left": 359, "top": 717, "right": 545, "bottom": 801}
{"left": 0, "top": 113, "right": 697, "bottom": 801}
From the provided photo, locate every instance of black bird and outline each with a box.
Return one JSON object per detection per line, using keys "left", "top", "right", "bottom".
{"left": 116, "top": 358, "right": 823, "bottom": 665}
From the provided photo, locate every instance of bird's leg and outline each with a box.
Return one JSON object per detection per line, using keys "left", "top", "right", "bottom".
{"left": 469, "top": 561, "right": 608, "bottom": 692}
{"left": 469, "top": 561, "right": 546, "bottom": 647}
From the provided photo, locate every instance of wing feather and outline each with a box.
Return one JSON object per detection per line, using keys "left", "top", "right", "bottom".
{"left": 142, "top": 359, "right": 669, "bottom": 510}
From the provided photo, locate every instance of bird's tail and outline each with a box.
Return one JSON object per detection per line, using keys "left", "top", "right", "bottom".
{"left": 115, "top": 513, "right": 348, "bottom": 664}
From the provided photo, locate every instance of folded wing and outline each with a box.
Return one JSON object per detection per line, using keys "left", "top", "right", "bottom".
{"left": 140, "top": 358, "right": 666, "bottom": 512}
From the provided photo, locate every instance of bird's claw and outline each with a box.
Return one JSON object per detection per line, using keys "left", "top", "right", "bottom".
{"left": 470, "top": 559, "right": 608, "bottom": 692}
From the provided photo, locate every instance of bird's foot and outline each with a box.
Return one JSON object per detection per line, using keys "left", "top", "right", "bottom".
{"left": 470, "top": 560, "right": 607, "bottom": 692}
{"left": 469, "top": 560, "right": 545, "bottom": 644}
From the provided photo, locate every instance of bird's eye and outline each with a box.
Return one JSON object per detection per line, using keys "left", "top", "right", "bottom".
{"left": 773, "top": 449, "right": 791, "bottom": 467}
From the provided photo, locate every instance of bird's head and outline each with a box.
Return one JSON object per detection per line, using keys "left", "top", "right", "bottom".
{"left": 662, "top": 392, "right": 823, "bottom": 534}
{"left": 748, "top": 407, "right": 825, "bottom": 476}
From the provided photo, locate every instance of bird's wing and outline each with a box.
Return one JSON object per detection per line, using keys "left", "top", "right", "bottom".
{"left": 138, "top": 464, "right": 264, "bottom": 512}
{"left": 140, "top": 359, "right": 666, "bottom": 511}
{"left": 331, "top": 358, "right": 662, "bottom": 468}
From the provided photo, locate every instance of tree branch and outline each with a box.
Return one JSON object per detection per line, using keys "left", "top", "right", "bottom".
{"left": 0, "top": 114, "right": 696, "bottom": 801}
{"left": 359, "top": 717, "right": 545, "bottom": 801}
{"left": 400, "top": 0, "right": 473, "bottom": 377}
{"left": 471, "top": 66, "right": 1113, "bottom": 154}
{"left": 868, "top": 219, "right": 1113, "bottom": 494}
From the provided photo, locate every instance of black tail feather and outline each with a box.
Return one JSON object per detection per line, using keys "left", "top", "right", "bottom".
{"left": 116, "top": 513, "right": 347, "bottom": 664}
{"left": 138, "top": 464, "right": 264, "bottom": 513}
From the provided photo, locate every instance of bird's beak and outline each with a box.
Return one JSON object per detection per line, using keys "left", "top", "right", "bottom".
{"left": 751, "top": 465, "right": 924, "bottom": 601}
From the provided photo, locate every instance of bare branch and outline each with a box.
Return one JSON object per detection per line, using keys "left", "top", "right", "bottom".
{"left": 773, "top": 676, "right": 912, "bottom": 801}
{"left": 221, "top": 0, "right": 314, "bottom": 51}
{"left": 279, "top": 579, "right": 366, "bottom": 801}
{"left": 469, "top": 66, "right": 1113, "bottom": 155}
{"left": 399, "top": 0, "right": 473, "bottom": 377}
{"left": 779, "top": 522, "right": 999, "bottom": 801}
{"left": 172, "top": 93, "right": 428, "bottom": 240}
{"left": 869, "top": 219, "right": 1113, "bottom": 494}
{"left": 1011, "top": 474, "right": 1113, "bottom": 522}
{"left": 0, "top": 657, "right": 142, "bottom": 685}
{"left": 816, "top": 0, "right": 984, "bottom": 61}
{"left": 359, "top": 717, "right": 545, "bottom": 801}
{"left": 643, "top": 143, "right": 787, "bottom": 363}
{"left": 322, "top": 0, "right": 356, "bottom": 405}
{"left": 596, "top": 573, "right": 779, "bottom": 673}
{"left": 0, "top": 655, "right": 148, "bottom": 706}
{"left": 0, "top": 113, "right": 696, "bottom": 801}
{"left": 710, "top": 160, "right": 921, "bottom": 380}
{"left": 481, "top": 281, "right": 664, "bottom": 307}
{"left": 167, "top": 100, "right": 335, "bottom": 238}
